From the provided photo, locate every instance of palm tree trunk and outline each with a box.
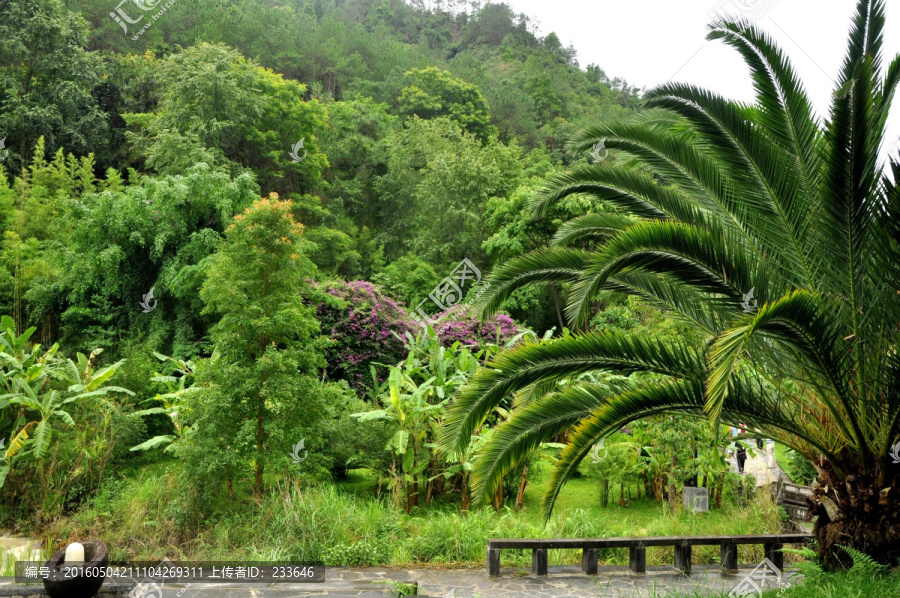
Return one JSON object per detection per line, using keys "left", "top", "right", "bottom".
{"left": 426, "top": 461, "right": 437, "bottom": 503}
{"left": 810, "top": 461, "right": 900, "bottom": 568}
{"left": 408, "top": 473, "right": 419, "bottom": 511}
{"left": 551, "top": 284, "right": 565, "bottom": 331}
{"left": 461, "top": 473, "right": 470, "bottom": 513}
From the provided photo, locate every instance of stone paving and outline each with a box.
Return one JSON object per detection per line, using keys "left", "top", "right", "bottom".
{"left": 1, "top": 564, "right": 802, "bottom": 597}
{"left": 731, "top": 441, "right": 784, "bottom": 488}
{"left": 332, "top": 565, "right": 800, "bottom": 597}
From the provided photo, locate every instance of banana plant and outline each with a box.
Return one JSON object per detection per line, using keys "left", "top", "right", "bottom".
{"left": 352, "top": 366, "right": 445, "bottom": 512}
{"left": 130, "top": 352, "right": 197, "bottom": 453}
{"left": 0, "top": 316, "right": 133, "bottom": 487}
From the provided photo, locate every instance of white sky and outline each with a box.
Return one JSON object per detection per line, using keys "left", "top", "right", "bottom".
{"left": 500, "top": 0, "right": 900, "bottom": 159}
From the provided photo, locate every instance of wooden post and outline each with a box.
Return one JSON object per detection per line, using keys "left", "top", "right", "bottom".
{"left": 532, "top": 548, "right": 548, "bottom": 576}
{"left": 629, "top": 545, "right": 646, "bottom": 574}
{"left": 582, "top": 548, "right": 598, "bottom": 575}
{"left": 487, "top": 547, "right": 500, "bottom": 577}
{"left": 674, "top": 543, "right": 692, "bottom": 575}
{"left": 720, "top": 542, "right": 738, "bottom": 573}
{"left": 764, "top": 543, "right": 784, "bottom": 572}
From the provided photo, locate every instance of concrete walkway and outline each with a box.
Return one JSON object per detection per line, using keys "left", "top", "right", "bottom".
{"left": 333, "top": 565, "right": 800, "bottom": 597}
{"left": 2, "top": 564, "right": 801, "bottom": 597}
{"left": 733, "top": 442, "right": 784, "bottom": 488}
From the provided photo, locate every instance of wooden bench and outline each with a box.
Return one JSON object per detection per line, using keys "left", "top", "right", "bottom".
{"left": 486, "top": 534, "right": 812, "bottom": 577}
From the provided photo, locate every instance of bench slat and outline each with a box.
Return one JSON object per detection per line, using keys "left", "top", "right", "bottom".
{"left": 487, "top": 534, "right": 810, "bottom": 550}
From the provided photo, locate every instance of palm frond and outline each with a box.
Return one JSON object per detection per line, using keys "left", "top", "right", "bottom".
{"left": 474, "top": 248, "right": 595, "bottom": 317}
{"left": 437, "top": 331, "right": 705, "bottom": 454}
{"left": 551, "top": 213, "right": 637, "bottom": 247}
{"left": 565, "top": 221, "right": 763, "bottom": 327}
{"left": 469, "top": 382, "right": 618, "bottom": 506}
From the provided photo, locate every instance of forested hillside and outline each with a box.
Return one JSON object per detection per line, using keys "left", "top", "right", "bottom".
{"left": 0, "top": 0, "right": 659, "bottom": 529}
{"left": 1, "top": 0, "right": 640, "bottom": 356}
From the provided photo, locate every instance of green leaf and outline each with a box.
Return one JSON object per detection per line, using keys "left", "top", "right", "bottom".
{"left": 130, "top": 435, "right": 177, "bottom": 451}
{"left": 401, "top": 446, "right": 415, "bottom": 472}
{"left": 32, "top": 420, "right": 51, "bottom": 459}
{"left": 53, "top": 410, "right": 75, "bottom": 426}
{"left": 389, "top": 430, "right": 410, "bottom": 454}
{"left": 350, "top": 409, "right": 391, "bottom": 422}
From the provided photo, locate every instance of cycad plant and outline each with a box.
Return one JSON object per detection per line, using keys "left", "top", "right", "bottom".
{"left": 440, "top": 0, "right": 900, "bottom": 565}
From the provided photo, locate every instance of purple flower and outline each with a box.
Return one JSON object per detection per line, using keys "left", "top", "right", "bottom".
{"left": 310, "top": 280, "right": 416, "bottom": 395}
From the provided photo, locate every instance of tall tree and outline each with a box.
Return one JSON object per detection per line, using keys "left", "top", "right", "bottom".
{"left": 190, "top": 195, "right": 329, "bottom": 499}
{"left": 398, "top": 66, "right": 495, "bottom": 141}
{"left": 126, "top": 42, "right": 328, "bottom": 196}
{"left": 0, "top": 0, "right": 107, "bottom": 169}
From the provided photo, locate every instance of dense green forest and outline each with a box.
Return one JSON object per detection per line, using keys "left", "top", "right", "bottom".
{"left": 0, "top": 0, "right": 660, "bottom": 529}
{"left": 0, "top": 0, "right": 641, "bottom": 355}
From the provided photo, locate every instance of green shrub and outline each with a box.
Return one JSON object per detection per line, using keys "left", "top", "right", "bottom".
{"left": 321, "top": 539, "right": 388, "bottom": 566}
{"left": 785, "top": 448, "right": 818, "bottom": 485}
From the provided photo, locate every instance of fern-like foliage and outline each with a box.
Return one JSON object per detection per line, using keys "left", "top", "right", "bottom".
{"left": 837, "top": 544, "right": 891, "bottom": 576}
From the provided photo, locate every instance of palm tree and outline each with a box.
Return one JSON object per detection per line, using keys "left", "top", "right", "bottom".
{"left": 439, "top": 0, "right": 900, "bottom": 566}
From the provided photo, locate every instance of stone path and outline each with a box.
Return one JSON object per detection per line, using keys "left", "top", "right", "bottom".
{"left": 2, "top": 565, "right": 802, "bottom": 597}
{"left": 732, "top": 441, "right": 784, "bottom": 488}
{"left": 332, "top": 565, "right": 800, "bottom": 597}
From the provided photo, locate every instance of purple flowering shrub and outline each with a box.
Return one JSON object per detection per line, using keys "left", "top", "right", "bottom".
{"left": 314, "top": 280, "right": 415, "bottom": 395}
{"left": 432, "top": 305, "right": 520, "bottom": 350}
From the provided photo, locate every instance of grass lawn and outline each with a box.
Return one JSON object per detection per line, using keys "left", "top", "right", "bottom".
{"left": 37, "top": 456, "right": 900, "bottom": 596}
{"left": 774, "top": 443, "right": 793, "bottom": 481}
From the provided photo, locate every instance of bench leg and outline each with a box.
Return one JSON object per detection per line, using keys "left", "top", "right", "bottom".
{"left": 582, "top": 548, "right": 598, "bottom": 575}
{"left": 532, "top": 548, "right": 548, "bottom": 576}
{"left": 764, "top": 543, "right": 784, "bottom": 572}
{"left": 629, "top": 546, "right": 646, "bottom": 574}
{"left": 487, "top": 547, "right": 500, "bottom": 577}
{"left": 720, "top": 543, "right": 738, "bottom": 574}
{"left": 674, "top": 544, "right": 692, "bottom": 576}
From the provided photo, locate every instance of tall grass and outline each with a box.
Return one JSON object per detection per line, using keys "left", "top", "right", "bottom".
{"left": 46, "top": 459, "right": 786, "bottom": 569}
